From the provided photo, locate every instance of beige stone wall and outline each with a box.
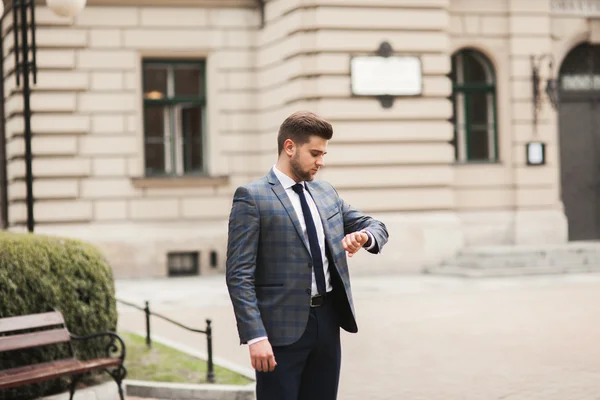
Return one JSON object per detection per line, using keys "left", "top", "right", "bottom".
{"left": 250, "top": 0, "right": 464, "bottom": 273}
{"left": 5, "top": 0, "right": 593, "bottom": 277}
{"left": 449, "top": 0, "right": 568, "bottom": 246}
{"left": 3, "top": 4, "right": 260, "bottom": 276}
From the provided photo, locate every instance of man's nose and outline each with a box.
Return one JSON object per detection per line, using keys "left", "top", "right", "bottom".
{"left": 316, "top": 157, "right": 325, "bottom": 167}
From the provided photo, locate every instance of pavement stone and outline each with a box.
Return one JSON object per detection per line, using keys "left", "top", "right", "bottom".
{"left": 116, "top": 272, "right": 600, "bottom": 400}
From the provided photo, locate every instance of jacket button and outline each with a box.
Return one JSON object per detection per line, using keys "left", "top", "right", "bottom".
{"left": 308, "top": 262, "right": 312, "bottom": 269}
{"left": 305, "top": 288, "right": 311, "bottom": 295}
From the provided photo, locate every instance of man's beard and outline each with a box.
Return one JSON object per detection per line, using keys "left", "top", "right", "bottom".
{"left": 290, "top": 155, "right": 313, "bottom": 182}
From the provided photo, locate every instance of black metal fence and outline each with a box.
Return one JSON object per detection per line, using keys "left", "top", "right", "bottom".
{"left": 116, "top": 298, "right": 215, "bottom": 383}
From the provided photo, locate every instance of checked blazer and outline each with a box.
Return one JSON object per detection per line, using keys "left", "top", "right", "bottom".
{"left": 226, "top": 168, "right": 389, "bottom": 347}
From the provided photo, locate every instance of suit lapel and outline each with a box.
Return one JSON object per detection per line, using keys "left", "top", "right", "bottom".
{"left": 267, "top": 169, "right": 311, "bottom": 254}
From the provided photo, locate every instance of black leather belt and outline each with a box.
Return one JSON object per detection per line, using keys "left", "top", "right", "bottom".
{"left": 310, "top": 293, "right": 329, "bottom": 308}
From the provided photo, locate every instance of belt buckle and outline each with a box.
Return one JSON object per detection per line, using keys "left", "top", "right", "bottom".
{"left": 310, "top": 294, "right": 324, "bottom": 308}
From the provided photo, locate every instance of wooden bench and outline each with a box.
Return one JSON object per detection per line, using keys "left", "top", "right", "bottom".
{"left": 0, "top": 311, "right": 127, "bottom": 400}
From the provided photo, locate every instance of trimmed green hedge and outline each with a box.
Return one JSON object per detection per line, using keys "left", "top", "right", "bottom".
{"left": 0, "top": 232, "right": 118, "bottom": 399}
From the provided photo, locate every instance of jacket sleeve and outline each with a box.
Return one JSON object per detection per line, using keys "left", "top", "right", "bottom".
{"left": 337, "top": 191, "right": 389, "bottom": 254}
{"left": 225, "top": 186, "right": 267, "bottom": 344}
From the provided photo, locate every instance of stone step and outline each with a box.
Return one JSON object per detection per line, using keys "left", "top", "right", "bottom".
{"left": 426, "top": 242, "right": 600, "bottom": 277}
{"left": 425, "top": 264, "right": 600, "bottom": 278}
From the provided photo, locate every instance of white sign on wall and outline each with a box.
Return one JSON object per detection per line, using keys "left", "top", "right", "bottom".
{"left": 526, "top": 142, "right": 546, "bottom": 166}
{"left": 551, "top": 0, "right": 600, "bottom": 16}
{"left": 350, "top": 56, "right": 422, "bottom": 96}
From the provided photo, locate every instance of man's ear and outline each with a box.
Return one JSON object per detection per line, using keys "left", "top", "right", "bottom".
{"left": 284, "top": 139, "right": 296, "bottom": 156}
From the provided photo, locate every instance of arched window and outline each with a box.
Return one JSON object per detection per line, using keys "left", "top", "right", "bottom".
{"left": 559, "top": 42, "right": 600, "bottom": 92}
{"left": 450, "top": 49, "right": 498, "bottom": 162}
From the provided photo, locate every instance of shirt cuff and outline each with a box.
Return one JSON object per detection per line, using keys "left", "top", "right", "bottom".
{"left": 364, "top": 230, "right": 376, "bottom": 251}
{"left": 247, "top": 336, "right": 268, "bottom": 345}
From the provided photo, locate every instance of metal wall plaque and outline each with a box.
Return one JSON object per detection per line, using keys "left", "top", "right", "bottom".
{"left": 350, "top": 56, "right": 422, "bottom": 97}
{"left": 551, "top": 0, "right": 600, "bottom": 16}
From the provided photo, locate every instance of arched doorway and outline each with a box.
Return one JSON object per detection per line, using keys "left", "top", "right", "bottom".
{"left": 559, "top": 43, "right": 600, "bottom": 240}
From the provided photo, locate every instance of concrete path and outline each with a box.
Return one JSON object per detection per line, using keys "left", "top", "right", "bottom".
{"left": 116, "top": 272, "right": 600, "bottom": 400}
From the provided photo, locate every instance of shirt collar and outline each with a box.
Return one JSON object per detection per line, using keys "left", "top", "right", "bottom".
{"left": 273, "top": 165, "right": 303, "bottom": 190}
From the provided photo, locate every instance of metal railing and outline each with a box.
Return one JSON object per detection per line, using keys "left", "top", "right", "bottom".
{"left": 116, "top": 298, "right": 215, "bottom": 383}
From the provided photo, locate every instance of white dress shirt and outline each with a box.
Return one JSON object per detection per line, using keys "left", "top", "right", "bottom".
{"left": 273, "top": 165, "right": 334, "bottom": 296}
{"left": 248, "top": 166, "right": 375, "bottom": 345}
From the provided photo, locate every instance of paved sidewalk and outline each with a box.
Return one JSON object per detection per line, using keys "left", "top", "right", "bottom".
{"left": 117, "top": 273, "right": 600, "bottom": 400}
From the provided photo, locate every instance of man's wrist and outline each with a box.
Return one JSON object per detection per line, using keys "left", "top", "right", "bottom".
{"left": 363, "top": 230, "right": 376, "bottom": 250}
{"left": 247, "top": 336, "right": 268, "bottom": 345}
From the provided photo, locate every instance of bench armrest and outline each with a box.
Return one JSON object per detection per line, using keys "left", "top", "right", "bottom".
{"left": 70, "top": 332, "right": 126, "bottom": 362}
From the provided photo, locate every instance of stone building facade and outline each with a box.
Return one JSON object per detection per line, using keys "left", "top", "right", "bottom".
{"left": 1, "top": 0, "right": 599, "bottom": 277}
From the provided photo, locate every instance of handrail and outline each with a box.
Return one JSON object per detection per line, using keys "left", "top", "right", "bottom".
{"left": 116, "top": 298, "right": 215, "bottom": 383}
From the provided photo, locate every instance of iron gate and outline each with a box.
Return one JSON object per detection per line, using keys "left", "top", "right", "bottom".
{"left": 559, "top": 43, "right": 600, "bottom": 240}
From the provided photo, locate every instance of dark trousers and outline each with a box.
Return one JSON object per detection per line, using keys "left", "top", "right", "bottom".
{"left": 255, "top": 297, "right": 341, "bottom": 400}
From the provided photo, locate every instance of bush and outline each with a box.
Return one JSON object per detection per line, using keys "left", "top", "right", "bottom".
{"left": 0, "top": 232, "right": 118, "bottom": 399}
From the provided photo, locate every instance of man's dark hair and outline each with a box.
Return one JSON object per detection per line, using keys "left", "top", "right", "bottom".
{"left": 277, "top": 111, "right": 333, "bottom": 154}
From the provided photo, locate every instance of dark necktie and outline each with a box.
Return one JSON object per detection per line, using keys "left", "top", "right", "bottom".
{"left": 292, "top": 183, "right": 327, "bottom": 295}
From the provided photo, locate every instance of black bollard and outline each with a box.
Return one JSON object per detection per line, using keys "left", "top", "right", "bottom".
{"left": 206, "top": 319, "right": 215, "bottom": 383}
{"left": 144, "top": 301, "right": 151, "bottom": 349}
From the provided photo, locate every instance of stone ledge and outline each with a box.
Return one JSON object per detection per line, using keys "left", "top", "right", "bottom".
{"left": 40, "top": 380, "right": 119, "bottom": 400}
{"left": 118, "top": 330, "right": 256, "bottom": 399}
{"left": 86, "top": 0, "right": 256, "bottom": 7}
{"left": 125, "top": 380, "right": 255, "bottom": 400}
{"left": 424, "top": 265, "right": 600, "bottom": 278}
{"left": 131, "top": 176, "right": 229, "bottom": 189}
{"left": 36, "top": 379, "right": 256, "bottom": 400}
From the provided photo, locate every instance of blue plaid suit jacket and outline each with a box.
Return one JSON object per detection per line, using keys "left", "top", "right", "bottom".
{"left": 226, "top": 169, "right": 389, "bottom": 346}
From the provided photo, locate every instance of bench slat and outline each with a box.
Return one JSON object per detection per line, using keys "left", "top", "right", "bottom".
{"left": 0, "top": 359, "right": 74, "bottom": 378}
{"left": 0, "top": 328, "right": 70, "bottom": 352}
{"left": 0, "top": 312, "right": 64, "bottom": 334}
{"left": 0, "top": 358, "right": 121, "bottom": 389}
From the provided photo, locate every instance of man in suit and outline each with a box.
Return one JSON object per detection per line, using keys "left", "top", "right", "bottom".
{"left": 226, "top": 111, "right": 389, "bottom": 400}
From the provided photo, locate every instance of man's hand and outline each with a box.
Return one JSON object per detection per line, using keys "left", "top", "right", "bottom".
{"left": 249, "top": 339, "right": 277, "bottom": 372}
{"left": 342, "top": 230, "right": 369, "bottom": 258}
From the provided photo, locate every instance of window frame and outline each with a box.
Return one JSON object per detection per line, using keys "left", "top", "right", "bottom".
{"left": 451, "top": 49, "right": 499, "bottom": 164}
{"left": 142, "top": 59, "right": 207, "bottom": 177}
